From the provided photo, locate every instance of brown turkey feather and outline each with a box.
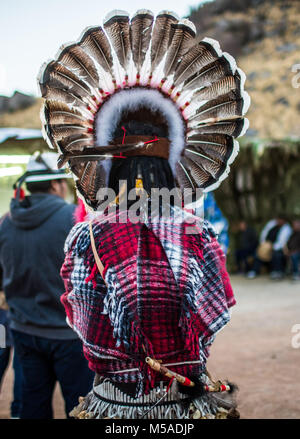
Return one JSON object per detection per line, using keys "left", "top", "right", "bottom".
{"left": 186, "top": 133, "right": 233, "bottom": 160}
{"left": 57, "top": 134, "right": 94, "bottom": 154}
{"left": 173, "top": 41, "right": 220, "bottom": 86}
{"left": 39, "top": 61, "right": 94, "bottom": 104}
{"left": 187, "top": 118, "right": 247, "bottom": 137}
{"left": 185, "top": 145, "right": 224, "bottom": 165}
{"left": 43, "top": 121, "right": 59, "bottom": 150}
{"left": 184, "top": 154, "right": 223, "bottom": 187}
{"left": 185, "top": 149, "right": 222, "bottom": 177}
{"left": 130, "top": 10, "right": 154, "bottom": 73}
{"left": 40, "top": 85, "right": 91, "bottom": 111}
{"left": 187, "top": 133, "right": 233, "bottom": 153}
{"left": 45, "top": 112, "right": 89, "bottom": 126}
{"left": 49, "top": 124, "right": 89, "bottom": 141}
{"left": 150, "top": 11, "right": 178, "bottom": 74}
{"left": 182, "top": 56, "right": 233, "bottom": 92}
{"left": 181, "top": 156, "right": 217, "bottom": 189}
{"left": 79, "top": 26, "right": 113, "bottom": 77}
{"left": 189, "top": 90, "right": 244, "bottom": 124}
{"left": 57, "top": 44, "right": 99, "bottom": 89}
{"left": 164, "top": 20, "right": 196, "bottom": 77}
{"left": 78, "top": 161, "right": 98, "bottom": 202}
{"left": 176, "top": 160, "right": 197, "bottom": 191}
{"left": 60, "top": 155, "right": 110, "bottom": 170}
{"left": 67, "top": 160, "right": 86, "bottom": 178}
{"left": 191, "top": 74, "right": 240, "bottom": 102}
{"left": 42, "top": 100, "right": 91, "bottom": 126}
{"left": 104, "top": 11, "right": 131, "bottom": 71}
{"left": 75, "top": 161, "right": 107, "bottom": 208}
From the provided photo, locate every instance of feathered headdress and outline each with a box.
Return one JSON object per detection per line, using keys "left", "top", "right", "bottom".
{"left": 38, "top": 9, "right": 250, "bottom": 209}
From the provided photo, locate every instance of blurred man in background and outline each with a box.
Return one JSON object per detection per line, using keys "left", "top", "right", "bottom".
{"left": 285, "top": 219, "right": 300, "bottom": 281}
{"left": 247, "top": 215, "right": 292, "bottom": 280}
{"left": 0, "top": 152, "right": 93, "bottom": 419}
{"left": 235, "top": 220, "right": 258, "bottom": 274}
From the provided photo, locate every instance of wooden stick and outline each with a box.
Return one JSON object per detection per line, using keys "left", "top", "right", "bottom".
{"left": 146, "top": 358, "right": 231, "bottom": 392}
{"left": 89, "top": 221, "right": 107, "bottom": 286}
{"left": 145, "top": 357, "right": 195, "bottom": 387}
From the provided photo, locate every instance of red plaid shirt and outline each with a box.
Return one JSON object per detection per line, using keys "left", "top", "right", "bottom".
{"left": 61, "top": 208, "right": 235, "bottom": 395}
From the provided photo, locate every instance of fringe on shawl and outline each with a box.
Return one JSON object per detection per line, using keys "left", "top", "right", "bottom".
{"left": 70, "top": 375, "right": 239, "bottom": 420}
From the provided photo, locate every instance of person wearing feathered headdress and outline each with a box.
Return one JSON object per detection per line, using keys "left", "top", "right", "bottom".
{"left": 38, "top": 9, "right": 250, "bottom": 419}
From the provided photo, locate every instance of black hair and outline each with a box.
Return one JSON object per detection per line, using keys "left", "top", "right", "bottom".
{"left": 112, "top": 120, "right": 168, "bottom": 139}
{"left": 276, "top": 213, "right": 289, "bottom": 222}
{"left": 26, "top": 178, "right": 64, "bottom": 194}
{"left": 109, "top": 156, "right": 176, "bottom": 195}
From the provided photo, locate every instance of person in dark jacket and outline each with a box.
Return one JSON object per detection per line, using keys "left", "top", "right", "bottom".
{"left": 0, "top": 152, "right": 93, "bottom": 419}
{"left": 247, "top": 215, "right": 292, "bottom": 279}
{"left": 234, "top": 221, "right": 258, "bottom": 273}
{"left": 286, "top": 219, "right": 300, "bottom": 281}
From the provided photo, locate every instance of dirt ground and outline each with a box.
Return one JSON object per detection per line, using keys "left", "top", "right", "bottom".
{"left": 0, "top": 275, "right": 299, "bottom": 419}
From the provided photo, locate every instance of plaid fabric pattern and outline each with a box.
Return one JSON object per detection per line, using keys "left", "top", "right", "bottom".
{"left": 61, "top": 208, "right": 235, "bottom": 395}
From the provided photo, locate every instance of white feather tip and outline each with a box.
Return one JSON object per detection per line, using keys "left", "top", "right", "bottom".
{"left": 202, "top": 37, "right": 222, "bottom": 57}
{"left": 241, "top": 91, "right": 251, "bottom": 115}
{"left": 238, "top": 118, "right": 250, "bottom": 137}
{"left": 236, "top": 67, "right": 247, "bottom": 90}
{"left": 222, "top": 52, "right": 237, "bottom": 74}
{"left": 103, "top": 10, "right": 130, "bottom": 24}
{"left": 55, "top": 41, "right": 76, "bottom": 62}
{"left": 178, "top": 19, "right": 196, "bottom": 35}
{"left": 132, "top": 9, "right": 154, "bottom": 19}
{"left": 37, "top": 61, "right": 50, "bottom": 88}
{"left": 156, "top": 10, "right": 179, "bottom": 20}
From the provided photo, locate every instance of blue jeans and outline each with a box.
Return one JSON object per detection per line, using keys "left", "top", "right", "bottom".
{"left": 11, "top": 350, "right": 23, "bottom": 417}
{"left": 12, "top": 330, "right": 94, "bottom": 419}
{"left": 235, "top": 247, "right": 256, "bottom": 272}
{"left": 0, "top": 347, "right": 10, "bottom": 387}
{"left": 253, "top": 250, "right": 286, "bottom": 274}
{"left": 0, "top": 347, "right": 23, "bottom": 417}
{"left": 291, "top": 252, "right": 300, "bottom": 275}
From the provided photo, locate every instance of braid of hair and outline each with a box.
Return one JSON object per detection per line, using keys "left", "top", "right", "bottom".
{"left": 108, "top": 156, "right": 176, "bottom": 196}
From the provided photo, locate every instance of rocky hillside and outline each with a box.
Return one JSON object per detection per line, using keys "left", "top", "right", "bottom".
{"left": 189, "top": 0, "right": 300, "bottom": 139}
{"left": 0, "top": 98, "right": 42, "bottom": 129}
{"left": 1, "top": 0, "right": 299, "bottom": 140}
{"left": 0, "top": 91, "right": 35, "bottom": 114}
